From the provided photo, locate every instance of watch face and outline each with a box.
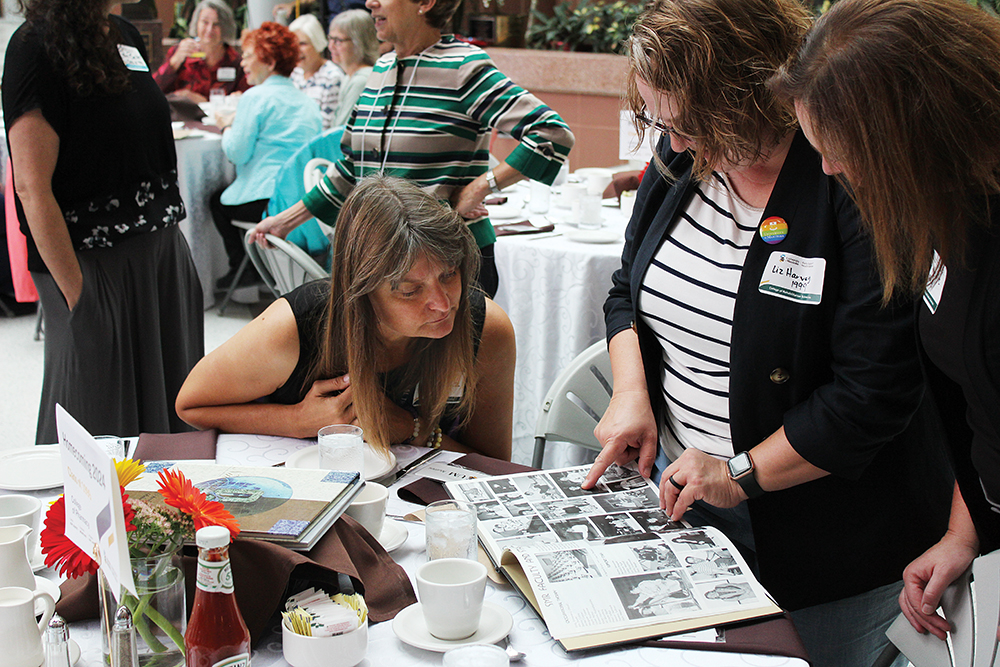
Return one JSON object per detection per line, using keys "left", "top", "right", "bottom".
{"left": 728, "top": 452, "right": 752, "bottom": 477}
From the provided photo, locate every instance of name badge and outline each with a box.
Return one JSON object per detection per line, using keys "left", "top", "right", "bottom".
{"left": 923, "top": 250, "right": 947, "bottom": 314}
{"left": 758, "top": 251, "right": 826, "bottom": 305}
{"left": 216, "top": 67, "right": 236, "bottom": 82}
{"left": 117, "top": 45, "right": 148, "bottom": 72}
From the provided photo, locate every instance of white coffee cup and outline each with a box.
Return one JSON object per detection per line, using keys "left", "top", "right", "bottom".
{"left": 416, "top": 558, "right": 487, "bottom": 641}
{"left": 318, "top": 425, "right": 365, "bottom": 476}
{"left": 561, "top": 182, "right": 588, "bottom": 213}
{"left": 0, "top": 586, "right": 55, "bottom": 667}
{"left": 344, "top": 482, "right": 388, "bottom": 539}
{"left": 574, "top": 167, "right": 614, "bottom": 197}
{"left": 0, "top": 495, "right": 41, "bottom": 562}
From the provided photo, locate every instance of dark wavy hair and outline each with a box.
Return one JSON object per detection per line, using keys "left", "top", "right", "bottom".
{"left": 19, "top": 0, "right": 131, "bottom": 97}
{"left": 772, "top": 0, "right": 1000, "bottom": 301}
{"left": 626, "top": 0, "right": 809, "bottom": 180}
{"left": 243, "top": 21, "right": 300, "bottom": 77}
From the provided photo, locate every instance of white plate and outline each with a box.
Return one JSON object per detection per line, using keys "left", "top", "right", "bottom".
{"left": 34, "top": 575, "right": 61, "bottom": 615}
{"left": 0, "top": 446, "right": 62, "bottom": 490}
{"left": 285, "top": 445, "right": 395, "bottom": 481}
{"left": 566, "top": 229, "right": 621, "bottom": 244}
{"left": 378, "top": 520, "right": 408, "bottom": 552}
{"left": 485, "top": 203, "right": 525, "bottom": 220}
{"left": 69, "top": 638, "right": 81, "bottom": 666}
{"left": 392, "top": 602, "right": 512, "bottom": 652}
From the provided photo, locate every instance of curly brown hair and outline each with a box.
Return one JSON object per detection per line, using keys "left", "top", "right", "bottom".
{"left": 20, "top": 0, "right": 131, "bottom": 97}
{"left": 243, "top": 22, "right": 300, "bottom": 78}
{"left": 771, "top": 0, "right": 1000, "bottom": 301}
{"left": 625, "top": 0, "right": 809, "bottom": 180}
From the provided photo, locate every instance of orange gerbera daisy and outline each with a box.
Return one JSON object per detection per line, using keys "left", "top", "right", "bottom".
{"left": 40, "top": 488, "right": 136, "bottom": 579}
{"left": 157, "top": 469, "right": 240, "bottom": 539}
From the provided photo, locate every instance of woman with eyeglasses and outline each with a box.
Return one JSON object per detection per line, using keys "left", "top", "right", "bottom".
{"left": 289, "top": 14, "right": 344, "bottom": 130}
{"left": 326, "top": 9, "right": 379, "bottom": 128}
{"left": 582, "top": 1, "right": 951, "bottom": 664}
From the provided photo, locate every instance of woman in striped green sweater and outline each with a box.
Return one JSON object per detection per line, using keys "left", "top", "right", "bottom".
{"left": 252, "top": 0, "right": 575, "bottom": 297}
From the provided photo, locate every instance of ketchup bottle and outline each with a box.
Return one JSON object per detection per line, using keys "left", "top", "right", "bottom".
{"left": 185, "top": 526, "right": 251, "bottom": 667}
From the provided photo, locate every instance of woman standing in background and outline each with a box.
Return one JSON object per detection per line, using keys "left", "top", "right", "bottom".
{"left": 4, "top": 0, "right": 204, "bottom": 442}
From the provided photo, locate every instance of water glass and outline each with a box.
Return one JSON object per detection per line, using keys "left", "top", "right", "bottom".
{"left": 528, "top": 180, "right": 550, "bottom": 214}
{"left": 93, "top": 435, "right": 125, "bottom": 460}
{"left": 209, "top": 87, "right": 226, "bottom": 115}
{"left": 318, "top": 425, "right": 365, "bottom": 476}
{"left": 425, "top": 500, "right": 478, "bottom": 560}
{"left": 575, "top": 193, "right": 604, "bottom": 230}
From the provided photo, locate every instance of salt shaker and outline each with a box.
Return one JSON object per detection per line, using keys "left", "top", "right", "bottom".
{"left": 111, "top": 605, "right": 139, "bottom": 667}
{"left": 44, "top": 614, "right": 71, "bottom": 667}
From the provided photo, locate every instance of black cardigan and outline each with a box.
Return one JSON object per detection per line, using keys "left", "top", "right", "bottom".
{"left": 605, "top": 131, "right": 953, "bottom": 610}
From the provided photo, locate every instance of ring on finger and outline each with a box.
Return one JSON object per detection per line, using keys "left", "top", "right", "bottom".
{"left": 668, "top": 475, "right": 684, "bottom": 491}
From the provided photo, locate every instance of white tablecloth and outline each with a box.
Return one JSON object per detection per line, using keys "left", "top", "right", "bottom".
{"left": 494, "top": 197, "right": 628, "bottom": 468}
{"left": 175, "top": 131, "right": 235, "bottom": 309}
{"left": 31, "top": 436, "right": 805, "bottom": 667}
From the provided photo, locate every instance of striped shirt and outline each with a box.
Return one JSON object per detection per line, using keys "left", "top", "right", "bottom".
{"left": 639, "top": 173, "right": 760, "bottom": 460}
{"left": 291, "top": 60, "right": 345, "bottom": 131}
{"left": 301, "top": 35, "right": 575, "bottom": 248}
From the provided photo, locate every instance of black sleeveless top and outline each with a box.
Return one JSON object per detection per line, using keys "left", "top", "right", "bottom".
{"left": 269, "top": 280, "right": 487, "bottom": 437}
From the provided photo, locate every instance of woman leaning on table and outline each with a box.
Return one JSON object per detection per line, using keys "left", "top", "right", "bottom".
{"left": 153, "top": 0, "right": 249, "bottom": 103}
{"left": 580, "top": 1, "right": 951, "bottom": 665}
{"left": 771, "top": 0, "right": 1000, "bottom": 645}
{"left": 176, "top": 176, "right": 515, "bottom": 460}
{"left": 3, "top": 0, "right": 204, "bottom": 443}
{"left": 251, "top": 0, "right": 575, "bottom": 298}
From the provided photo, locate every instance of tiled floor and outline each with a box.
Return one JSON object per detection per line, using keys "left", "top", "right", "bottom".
{"left": 0, "top": 294, "right": 269, "bottom": 453}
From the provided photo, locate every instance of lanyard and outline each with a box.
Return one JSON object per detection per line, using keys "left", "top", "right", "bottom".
{"left": 359, "top": 52, "right": 423, "bottom": 177}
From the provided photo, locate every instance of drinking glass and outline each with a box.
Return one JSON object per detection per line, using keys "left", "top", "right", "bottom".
{"left": 318, "top": 425, "right": 365, "bottom": 477}
{"left": 425, "top": 500, "right": 478, "bottom": 560}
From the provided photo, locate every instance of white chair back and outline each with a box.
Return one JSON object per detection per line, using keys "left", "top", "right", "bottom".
{"left": 304, "top": 157, "right": 334, "bottom": 191}
{"left": 243, "top": 229, "right": 329, "bottom": 298}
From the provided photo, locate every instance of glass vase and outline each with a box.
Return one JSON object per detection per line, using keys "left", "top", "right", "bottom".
{"left": 100, "top": 549, "right": 187, "bottom": 667}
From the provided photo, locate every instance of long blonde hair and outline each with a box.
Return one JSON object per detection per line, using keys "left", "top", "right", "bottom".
{"left": 307, "top": 176, "right": 481, "bottom": 454}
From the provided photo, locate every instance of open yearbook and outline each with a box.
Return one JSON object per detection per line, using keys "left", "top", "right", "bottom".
{"left": 445, "top": 464, "right": 782, "bottom": 651}
{"left": 127, "top": 462, "right": 364, "bottom": 551}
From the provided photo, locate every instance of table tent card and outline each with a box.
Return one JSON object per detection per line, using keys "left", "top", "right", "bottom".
{"left": 445, "top": 464, "right": 781, "bottom": 651}
{"left": 55, "top": 404, "right": 136, "bottom": 598}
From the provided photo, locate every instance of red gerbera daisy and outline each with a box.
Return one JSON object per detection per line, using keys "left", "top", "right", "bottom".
{"left": 157, "top": 469, "right": 240, "bottom": 539}
{"left": 40, "top": 487, "right": 137, "bottom": 579}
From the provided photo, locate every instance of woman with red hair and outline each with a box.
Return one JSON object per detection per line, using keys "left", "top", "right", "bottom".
{"left": 210, "top": 22, "right": 322, "bottom": 290}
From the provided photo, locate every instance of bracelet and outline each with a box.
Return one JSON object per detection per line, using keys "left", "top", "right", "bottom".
{"left": 428, "top": 425, "right": 443, "bottom": 449}
{"left": 486, "top": 170, "right": 502, "bottom": 194}
{"left": 401, "top": 415, "right": 421, "bottom": 445}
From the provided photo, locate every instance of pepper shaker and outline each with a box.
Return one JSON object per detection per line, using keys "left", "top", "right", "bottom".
{"left": 44, "top": 614, "right": 71, "bottom": 667}
{"left": 111, "top": 605, "right": 139, "bottom": 667}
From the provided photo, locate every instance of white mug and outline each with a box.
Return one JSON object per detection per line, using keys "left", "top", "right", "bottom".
{"left": 344, "top": 482, "right": 388, "bottom": 539}
{"left": 0, "top": 495, "right": 41, "bottom": 562}
{"left": 0, "top": 586, "right": 55, "bottom": 667}
{"left": 416, "top": 558, "right": 487, "bottom": 641}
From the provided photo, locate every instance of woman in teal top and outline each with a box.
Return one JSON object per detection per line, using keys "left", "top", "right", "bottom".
{"left": 211, "top": 22, "right": 322, "bottom": 289}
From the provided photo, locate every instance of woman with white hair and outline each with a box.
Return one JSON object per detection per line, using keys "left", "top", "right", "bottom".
{"left": 154, "top": 0, "right": 248, "bottom": 103}
{"left": 326, "top": 9, "right": 378, "bottom": 128}
{"left": 289, "top": 13, "right": 344, "bottom": 130}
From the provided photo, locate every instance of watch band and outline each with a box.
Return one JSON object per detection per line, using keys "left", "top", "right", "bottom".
{"left": 486, "top": 170, "right": 502, "bottom": 194}
{"left": 728, "top": 452, "right": 765, "bottom": 499}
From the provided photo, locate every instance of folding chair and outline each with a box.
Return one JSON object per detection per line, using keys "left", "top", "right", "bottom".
{"left": 532, "top": 340, "right": 613, "bottom": 469}
{"left": 243, "top": 229, "right": 329, "bottom": 298}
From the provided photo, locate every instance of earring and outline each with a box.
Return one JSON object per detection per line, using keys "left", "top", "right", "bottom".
{"left": 418, "top": 8, "right": 424, "bottom": 13}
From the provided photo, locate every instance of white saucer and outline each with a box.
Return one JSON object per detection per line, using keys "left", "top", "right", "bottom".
{"left": 378, "top": 520, "right": 408, "bottom": 552}
{"left": 34, "top": 575, "right": 61, "bottom": 615}
{"left": 566, "top": 229, "right": 620, "bottom": 244}
{"left": 485, "top": 203, "right": 525, "bottom": 220}
{"left": 392, "top": 602, "right": 512, "bottom": 652}
{"left": 30, "top": 534, "right": 46, "bottom": 572}
{"left": 285, "top": 445, "right": 395, "bottom": 480}
{"left": 0, "top": 446, "right": 62, "bottom": 490}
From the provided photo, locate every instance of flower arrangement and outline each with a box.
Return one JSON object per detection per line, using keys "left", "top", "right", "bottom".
{"left": 526, "top": 0, "right": 643, "bottom": 54}
{"left": 41, "top": 459, "right": 240, "bottom": 660}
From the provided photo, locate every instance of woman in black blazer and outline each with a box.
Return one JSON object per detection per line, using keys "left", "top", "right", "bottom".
{"left": 583, "top": 1, "right": 951, "bottom": 665}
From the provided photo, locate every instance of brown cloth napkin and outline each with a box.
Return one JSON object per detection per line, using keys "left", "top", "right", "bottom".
{"left": 493, "top": 220, "right": 556, "bottom": 236}
{"left": 397, "top": 452, "right": 535, "bottom": 505}
{"left": 133, "top": 430, "right": 218, "bottom": 462}
{"left": 54, "top": 515, "right": 415, "bottom": 645}
{"left": 644, "top": 614, "right": 810, "bottom": 664}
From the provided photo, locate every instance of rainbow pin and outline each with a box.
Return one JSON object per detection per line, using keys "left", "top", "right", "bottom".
{"left": 759, "top": 216, "right": 788, "bottom": 245}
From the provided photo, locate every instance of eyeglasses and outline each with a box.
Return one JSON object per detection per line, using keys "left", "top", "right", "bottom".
{"left": 635, "top": 111, "right": 688, "bottom": 139}
{"left": 328, "top": 36, "right": 350, "bottom": 45}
